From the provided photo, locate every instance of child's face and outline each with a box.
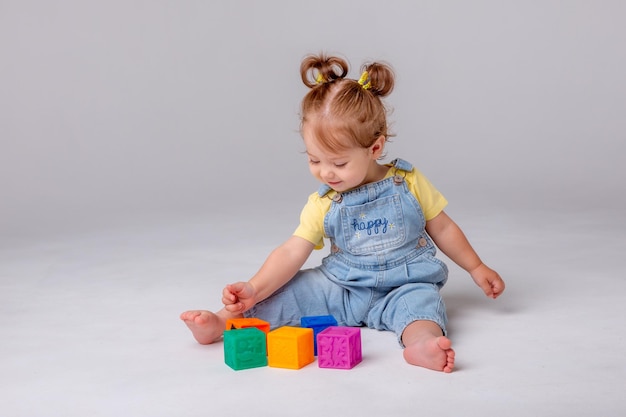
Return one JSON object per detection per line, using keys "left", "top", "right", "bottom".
{"left": 302, "top": 124, "right": 382, "bottom": 192}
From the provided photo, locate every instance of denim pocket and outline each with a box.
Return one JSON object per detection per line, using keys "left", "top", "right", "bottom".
{"left": 339, "top": 194, "right": 406, "bottom": 254}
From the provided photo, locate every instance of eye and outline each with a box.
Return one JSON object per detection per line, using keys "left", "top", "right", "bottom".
{"left": 309, "top": 159, "right": 320, "bottom": 165}
{"left": 334, "top": 162, "right": 347, "bottom": 168}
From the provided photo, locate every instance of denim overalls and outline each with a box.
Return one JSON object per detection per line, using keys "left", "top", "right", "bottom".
{"left": 245, "top": 159, "right": 449, "bottom": 344}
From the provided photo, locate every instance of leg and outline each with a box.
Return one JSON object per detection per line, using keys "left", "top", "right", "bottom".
{"left": 368, "top": 282, "right": 452, "bottom": 371}
{"left": 180, "top": 308, "right": 242, "bottom": 345}
{"left": 245, "top": 267, "right": 352, "bottom": 328}
{"left": 401, "top": 320, "right": 455, "bottom": 373}
{"left": 181, "top": 267, "right": 346, "bottom": 344}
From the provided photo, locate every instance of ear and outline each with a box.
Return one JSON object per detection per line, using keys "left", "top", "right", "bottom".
{"left": 369, "top": 135, "right": 386, "bottom": 159}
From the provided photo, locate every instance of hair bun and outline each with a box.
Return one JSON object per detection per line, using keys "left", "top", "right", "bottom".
{"left": 300, "top": 53, "right": 349, "bottom": 88}
{"left": 361, "top": 62, "right": 395, "bottom": 97}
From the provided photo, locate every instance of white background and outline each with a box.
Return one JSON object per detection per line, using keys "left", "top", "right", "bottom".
{"left": 2, "top": 0, "right": 624, "bottom": 240}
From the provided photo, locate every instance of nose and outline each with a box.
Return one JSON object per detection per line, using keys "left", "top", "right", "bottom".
{"left": 320, "top": 165, "right": 335, "bottom": 181}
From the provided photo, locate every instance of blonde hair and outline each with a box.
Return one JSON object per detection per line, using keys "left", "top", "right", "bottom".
{"left": 300, "top": 53, "right": 395, "bottom": 154}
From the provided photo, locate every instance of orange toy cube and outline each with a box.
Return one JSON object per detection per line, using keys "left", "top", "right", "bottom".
{"left": 267, "top": 326, "right": 314, "bottom": 369}
{"left": 225, "top": 317, "right": 270, "bottom": 334}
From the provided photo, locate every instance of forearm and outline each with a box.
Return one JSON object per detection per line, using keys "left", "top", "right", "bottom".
{"left": 437, "top": 226, "right": 482, "bottom": 272}
{"left": 426, "top": 211, "right": 505, "bottom": 298}
{"left": 249, "top": 236, "right": 313, "bottom": 303}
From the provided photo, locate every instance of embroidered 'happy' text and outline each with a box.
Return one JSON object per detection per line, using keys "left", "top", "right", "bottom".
{"left": 351, "top": 217, "right": 389, "bottom": 236}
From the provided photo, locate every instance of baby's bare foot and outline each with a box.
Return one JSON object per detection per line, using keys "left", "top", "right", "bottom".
{"left": 403, "top": 336, "right": 455, "bottom": 373}
{"left": 180, "top": 310, "right": 225, "bottom": 345}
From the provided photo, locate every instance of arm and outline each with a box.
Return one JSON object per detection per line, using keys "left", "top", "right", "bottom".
{"left": 222, "top": 235, "right": 315, "bottom": 313}
{"left": 425, "top": 211, "right": 505, "bottom": 299}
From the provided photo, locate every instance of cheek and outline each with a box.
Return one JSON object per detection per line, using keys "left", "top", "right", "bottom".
{"left": 308, "top": 165, "right": 320, "bottom": 177}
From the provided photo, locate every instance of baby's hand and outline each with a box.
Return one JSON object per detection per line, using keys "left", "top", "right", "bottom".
{"left": 470, "top": 263, "right": 505, "bottom": 299}
{"left": 222, "top": 282, "right": 257, "bottom": 313}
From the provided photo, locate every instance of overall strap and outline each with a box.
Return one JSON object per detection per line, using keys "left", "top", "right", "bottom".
{"left": 318, "top": 184, "right": 333, "bottom": 197}
{"left": 390, "top": 158, "right": 413, "bottom": 172}
{"left": 317, "top": 158, "right": 414, "bottom": 197}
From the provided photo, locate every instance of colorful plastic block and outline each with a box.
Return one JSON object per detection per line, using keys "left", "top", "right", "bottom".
{"left": 223, "top": 327, "right": 268, "bottom": 371}
{"left": 267, "top": 326, "right": 314, "bottom": 369}
{"left": 301, "top": 315, "right": 338, "bottom": 355}
{"left": 225, "top": 317, "right": 270, "bottom": 333}
{"left": 317, "top": 326, "right": 362, "bottom": 369}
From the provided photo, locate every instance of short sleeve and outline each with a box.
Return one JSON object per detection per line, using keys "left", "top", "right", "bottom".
{"left": 293, "top": 192, "right": 329, "bottom": 250}
{"left": 405, "top": 168, "right": 448, "bottom": 221}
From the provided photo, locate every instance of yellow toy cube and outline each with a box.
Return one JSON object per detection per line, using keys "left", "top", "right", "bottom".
{"left": 267, "top": 326, "right": 314, "bottom": 369}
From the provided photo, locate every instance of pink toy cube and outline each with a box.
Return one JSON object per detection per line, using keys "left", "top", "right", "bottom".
{"left": 317, "top": 326, "right": 362, "bottom": 369}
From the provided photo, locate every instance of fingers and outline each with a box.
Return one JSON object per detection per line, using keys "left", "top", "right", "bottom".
{"left": 221, "top": 286, "right": 245, "bottom": 312}
{"left": 472, "top": 265, "right": 505, "bottom": 299}
{"left": 226, "top": 282, "right": 246, "bottom": 295}
{"left": 480, "top": 282, "right": 495, "bottom": 298}
{"left": 491, "top": 279, "right": 505, "bottom": 299}
{"left": 221, "top": 282, "right": 252, "bottom": 312}
{"left": 221, "top": 285, "right": 238, "bottom": 305}
{"left": 485, "top": 276, "right": 505, "bottom": 299}
{"left": 224, "top": 302, "right": 246, "bottom": 313}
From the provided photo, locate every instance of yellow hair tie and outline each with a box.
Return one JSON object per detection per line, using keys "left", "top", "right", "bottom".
{"left": 316, "top": 72, "right": 325, "bottom": 84}
{"left": 358, "top": 71, "right": 371, "bottom": 90}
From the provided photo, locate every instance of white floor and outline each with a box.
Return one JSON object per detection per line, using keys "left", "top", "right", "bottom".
{"left": 1, "top": 206, "right": 625, "bottom": 416}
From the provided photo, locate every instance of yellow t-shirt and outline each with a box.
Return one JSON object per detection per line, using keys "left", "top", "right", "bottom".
{"left": 293, "top": 165, "right": 448, "bottom": 249}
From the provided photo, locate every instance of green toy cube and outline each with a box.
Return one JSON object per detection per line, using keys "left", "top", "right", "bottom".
{"left": 223, "top": 327, "right": 268, "bottom": 370}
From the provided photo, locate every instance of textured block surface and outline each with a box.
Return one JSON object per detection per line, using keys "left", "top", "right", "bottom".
{"left": 301, "top": 315, "right": 338, "bottom": 355}
{"left": 317, "top": 326, "right": 362, "bottom": 369}
{"left": 267, "top": 326, "right": 314, "bottom": 370}
{"left": 223, "top": 327, "right": 268, "bottom": 370}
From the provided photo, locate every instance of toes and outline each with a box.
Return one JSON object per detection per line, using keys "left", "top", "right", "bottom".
{"left": 180, "top": 311, "right": 193, "bottom": 321}
{"left": 180, "top": 310, "right": 205, "bottom": 323}
{"left": 436, "top": 336, "right": 452, "bottom": 350}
